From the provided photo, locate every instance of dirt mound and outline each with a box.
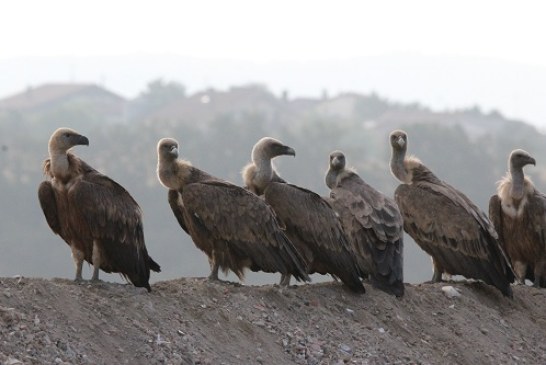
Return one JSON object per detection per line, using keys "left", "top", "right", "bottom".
{"left": 0, "top": 277, "right": 545, "bottom": 365}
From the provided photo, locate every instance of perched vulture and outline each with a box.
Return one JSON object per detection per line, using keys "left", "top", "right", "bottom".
{"left": 389, "top": 129, "right": 514, "bottom": 297}
{"left": 242, "top": 137, "right": 365, "bottom": 293}
{"left": 38, "top": 128, "right": 160, "bottom": 291}
{"left": 326, "top": 151, "right": 404, "bottom": 297}
{"left": 489, "top": 149, "right": 546, "bottom": 287}
{"left": 156, "top": 138, "right": 309, "bottom": 283}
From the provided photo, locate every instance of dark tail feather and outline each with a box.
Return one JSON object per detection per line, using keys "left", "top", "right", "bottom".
{"left": 148, "top": 256, "right": 161, "bottom": 273}
{"left": 339, "top": 271, "right": 366, "bottom": 293}
{"left": 370, "top": 239, "right": 404, "bottom": 297}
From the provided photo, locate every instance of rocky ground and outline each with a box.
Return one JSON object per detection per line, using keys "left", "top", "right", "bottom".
{"left": 0, "top": 276, "right": 545, "bottom": 365}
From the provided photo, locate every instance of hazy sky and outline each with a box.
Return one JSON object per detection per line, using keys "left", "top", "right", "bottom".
{"left": 2, "top": 0, "right": 546, "bottom": 127}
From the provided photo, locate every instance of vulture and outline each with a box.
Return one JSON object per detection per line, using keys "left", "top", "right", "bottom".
{"left": 38, "top": 128, "right": 160, "bottom": 291}
{"left": 242, "top": 137, "right": 365, "bottom": 293}
{"left": 326, "top": 151, "right": 404, "bottom": 297}
{"left": 389, "top": 129, "right": 514, "bottom": 297}
{"left": 156, "top": 138, "right": 309, "bottom": 283}
{"left": 489, "top": 149, "right": 546, "bottom": 287}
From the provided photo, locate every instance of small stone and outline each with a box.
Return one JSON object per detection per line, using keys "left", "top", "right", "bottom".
{"left": 339, "top": 343, "right": 352, "bottom": 355}
{"left": 441, "top": 286, "right": 461, "bottom": 298}
{"left": 378, "top": 327, "right": 386, "bottom": 333}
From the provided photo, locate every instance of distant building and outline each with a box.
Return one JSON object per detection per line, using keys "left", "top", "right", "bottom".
{"left": 0, "top": 83, "right": 127, "bottom": 124}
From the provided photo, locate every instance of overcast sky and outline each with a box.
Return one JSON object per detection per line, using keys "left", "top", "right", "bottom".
{"left": 2, "top": 0, "right": 546, "bottom": 127}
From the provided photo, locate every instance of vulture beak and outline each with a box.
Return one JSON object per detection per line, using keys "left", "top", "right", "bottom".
{"left": 396, "top": 137, "right": 406, "bottom": 148}
{"left": 77, "top": 135, "right": 90, "bottom": 146}
{"left": 530, "top": 157, "right": 536, "bottom": 166}
{"left": 283, "top": 146, "right": 296, "bottom": 157}
{"left": 170, "top": 146, "right": 179, "bottom": 158}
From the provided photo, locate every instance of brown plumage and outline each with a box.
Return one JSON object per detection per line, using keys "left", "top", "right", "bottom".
{"left": 156, "top": 137, "right": 309, "bottom": 283}
{"left": 242, "top": 137, "right": 365, "bottom": 293}
{"left": 326, "top": 151, "right": 404, "bottom": 296}
{"left": 38, "top": 128, "right": 160, "bottom": 291}
{"left": 489, "top": 149, "right": 546, "bottom": 287}
{"left": 389, "top": 129, "right": 514, "bottom": 297}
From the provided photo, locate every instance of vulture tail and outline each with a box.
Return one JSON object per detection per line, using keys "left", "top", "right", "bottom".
{"left": 148, "top": 257, "right": 161, "bottom": 273}
{"left": 338, "top": 270, "right": 366, "bottom": 294}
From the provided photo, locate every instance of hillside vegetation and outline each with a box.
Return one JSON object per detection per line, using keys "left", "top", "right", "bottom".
{"left": 0, "top": 277, "right": 545, "bottom": 364}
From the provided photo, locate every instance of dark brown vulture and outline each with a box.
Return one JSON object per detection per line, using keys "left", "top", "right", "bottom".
{"left": 38, "top": 128, "right": 160, "bottom": 291}
{"left": 242, "top": 137, "right": 365, "bottom": 293}
{"left": 389, "top": 129, "right": 514, "bottom": 297}
{"left": 489, "top": 149, "right": 546, "bottom": 287}
{"left": 156, "top": 137, "right": 309, "bottom": 283}
{"left": 326, "top": 151, "right": 404, "bottom": 297}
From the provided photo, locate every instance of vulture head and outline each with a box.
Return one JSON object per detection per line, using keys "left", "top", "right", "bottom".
{"left": 509, "top": 149, "right": 536, "bottom": 172}
{"left": 325, "top": 150, "right": 348, "bottom": 189}
{"left": 329, "top": 151, "right": 346, "bottom": 171}
{"left": 48, "top": 128, "right": 89, "bottom": 154}
{"left": 157, "top": 138, "right": 179, "bottom": 161}
{"left": 389, "top": 130, "right": 407, "bottom": 153}
{"left": 252, "top": 137, "right": 295, "bottom": 163}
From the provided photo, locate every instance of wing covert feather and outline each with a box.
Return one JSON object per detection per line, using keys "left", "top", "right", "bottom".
{"left": 181, "top": 181, "right": 308, "bottom": 279}
{"left": 67, "top": 171, "right": 144, "bottom": 247}
{"left": 38, "top": 181, "right": 62, "bottom": 235}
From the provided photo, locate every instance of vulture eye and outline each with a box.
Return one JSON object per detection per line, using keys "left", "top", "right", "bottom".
{"left": 64, "top": 133, "right": 70, "bottom": 138}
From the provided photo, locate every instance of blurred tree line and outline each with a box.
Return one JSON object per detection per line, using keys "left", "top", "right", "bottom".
{"left": 1, "top": 80, "right": 545, "bottom": 285}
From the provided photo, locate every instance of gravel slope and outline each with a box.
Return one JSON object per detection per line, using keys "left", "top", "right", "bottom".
{"left": 0, "top": 277, "right": 545, "bottom": 365}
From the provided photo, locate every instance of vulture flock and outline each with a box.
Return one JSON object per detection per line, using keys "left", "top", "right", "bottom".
{"left": 38, "top": 127, "right": 546, "bottom": 298}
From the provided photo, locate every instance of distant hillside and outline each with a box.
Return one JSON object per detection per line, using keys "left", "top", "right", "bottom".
{"left": 1, "top": 277, "right": 545, "bottom": 364}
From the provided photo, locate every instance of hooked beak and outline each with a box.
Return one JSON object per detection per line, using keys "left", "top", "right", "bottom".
{"left": 170, "top": 146, "right": 179, "bottom": 158}
{"left": 396, "top": 137, "right": 405, "bottom": 148}
{"left": 284, "top": 146, "right": 296, "bottom": 157}
{"left": 530, "top": 157, "right": 536, "bottom": 166}
{"left": 77, "top": 135, "right": 89, "bottom": 146}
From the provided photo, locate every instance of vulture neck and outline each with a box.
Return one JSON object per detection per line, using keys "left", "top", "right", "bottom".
{"left": 390, "top": 148, "right": 410, "bottom": 184}
{"left": 509, "top": 165, "right": 526, "bottom": 200}
{"left": 325, "top": 168, "right": 340, "bottom": 189}
{"left": 252, "top": 152, "right": 275, "bottom": 191}
{"left": 48, "top": 147, "right": 71, "bottom": 180}
{"left": 158, "top": 156, "right": 189, "bottom": 190}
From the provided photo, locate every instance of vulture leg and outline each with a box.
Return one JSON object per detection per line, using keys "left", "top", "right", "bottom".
{"left": 431, "top": 259, "right": 443, "bottom": 283}
{"left": 91, "top": 240, "right": 102, "bottom": 282}
{"left": 534, "top": 260, "right": 546, "bottom": 287}
{"left": 513, "top": 261, "right": 527, "bottom": 285}
{"left": 279, "top": 273, "right": 291, "bottom": 286}
{"left": 208, "top": 258, "right": 220, "bottom": 281}
{"left": 71, "top": 246, "right": 85, "bottom": 282}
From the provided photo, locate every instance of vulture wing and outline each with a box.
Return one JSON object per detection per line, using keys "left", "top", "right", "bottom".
{"left": 38, "top": 181, "right": 62, "bottom": 236}
{"left": 264, "top": 182, "right": 364, "bottom": 293}
{"left": 181, "top": 180, "right": 309, "bottom": 282}
{"left": 331, "top": 174, "right": 404, "bottom": 296}
{"left": 396, "top": 180, "right": 514, "bottom": 296}
{"left": 168, "top": 189, "right": 189, "bottom": 235}
{"left": 67, "top": 168, "right": 160, "bottom": 286}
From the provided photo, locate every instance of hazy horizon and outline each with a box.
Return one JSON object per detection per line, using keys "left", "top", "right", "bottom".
{"left": 3, "top": 1, "right": 546, "bottom": 129}
{"left": 2, "top": 53, "right": 546, "bottom": 131}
